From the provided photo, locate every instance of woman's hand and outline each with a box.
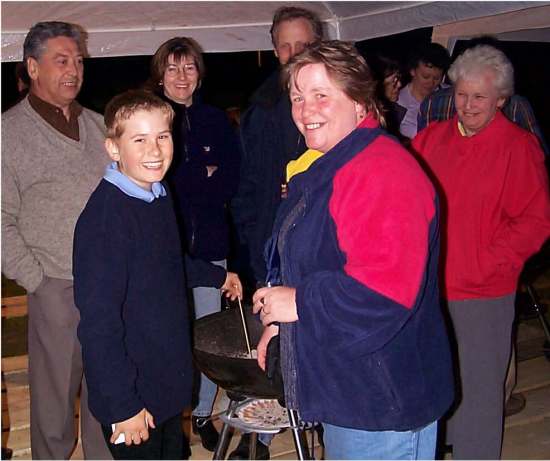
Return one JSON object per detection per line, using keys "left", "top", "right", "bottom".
{"left": 252, "top": 286, "right": 298, "bottom": 325}
{"left": 257, "top": 324, "right": 279, "bottom": 371}
{"left": 221, "top": 272, "right": 242, "bottom": 300}
{"left": 111, "top": 408, "right": 155, "bottom": 446}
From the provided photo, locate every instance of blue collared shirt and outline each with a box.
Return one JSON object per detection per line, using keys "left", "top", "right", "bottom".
{"left": 103, "top": 162, "right": 166, "bottom": 203}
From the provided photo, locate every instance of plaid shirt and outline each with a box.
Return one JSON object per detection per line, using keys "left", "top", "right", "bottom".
{"left": 418, "top": 86, "right": 549, "bottom": 155}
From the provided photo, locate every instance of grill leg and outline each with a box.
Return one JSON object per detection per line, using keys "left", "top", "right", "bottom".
{"left": 288, "top": 409, "right": 311, "bottom": 460}
{"left": 213, "top": 399, "right": 239, "bottom": 460}
{"left": 249, "top": 432, "right": 258, "bottom": 459}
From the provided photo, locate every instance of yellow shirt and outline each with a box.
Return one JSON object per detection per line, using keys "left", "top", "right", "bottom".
{"left": 286, "top": 149, "right": 324, "bottom": 182}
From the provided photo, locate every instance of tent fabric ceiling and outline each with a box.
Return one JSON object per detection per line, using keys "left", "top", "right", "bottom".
{"left": 431, "top": 4, "right": 550, "bottom": 49}
{"left": 1, "top": 1, "right": 548, "bottom": 61}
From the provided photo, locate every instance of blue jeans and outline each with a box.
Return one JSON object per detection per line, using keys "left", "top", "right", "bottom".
{"left": 192, "top": 259, "right": 226, "bottom": 418}
{"left": 322, "top": 421, "right": 437, "bottom": 460}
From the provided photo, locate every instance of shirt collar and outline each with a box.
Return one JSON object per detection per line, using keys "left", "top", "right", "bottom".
{"left": 457, "top": 119, "right": 468, "bottom": 137}
{"left": 103, "top": 162, "right": 166, "bottom": 203}
{"left": 28, "top": 92, "right": 82, "bottom": 141}
{"left": 456, "top": 111, "right": 500, "bottom": 138}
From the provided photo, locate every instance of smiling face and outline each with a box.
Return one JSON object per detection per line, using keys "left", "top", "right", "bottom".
{"left": 454, "top": 69, "right": 506, "bottom": 137}
{"left": 410, "top": 62, "right": 443, "bottom": 101}
{"left": 274, "top": 18, "right": 316, "bottom": 65}
{"left": 105, "top": 109, "right": 173, "bottom": 190}
{"left": 162, "top": 54, "right": 199, "bottom": 106}
{"left": 290, "top": 63, "right": 365, "bottom": 154}
{"left": 26, "top": 36, "right": 83, "bottom": 116}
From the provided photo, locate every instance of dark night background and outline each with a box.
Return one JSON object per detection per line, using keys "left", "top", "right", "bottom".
{"left": 2, "top": 27, "right": 550, "bottom": 294}
{"left": 2, "top": 27, "right": 549, "bottom": 147}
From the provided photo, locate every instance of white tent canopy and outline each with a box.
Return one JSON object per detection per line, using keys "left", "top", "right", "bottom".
{"left": 2, "top": 1, "right": 549, "bottom": 62}
{"left": 431, "top": 3, "right": 550, "bottom": 52}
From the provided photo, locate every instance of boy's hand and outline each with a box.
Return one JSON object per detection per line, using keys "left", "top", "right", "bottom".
{"left": 221, "top": 272, "right": 242, "bottom": 300}
{"left": 111, "top": 408, "right": 155, "bottom": 446}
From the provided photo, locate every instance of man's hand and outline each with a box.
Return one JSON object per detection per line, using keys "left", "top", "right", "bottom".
{"left": 221, "top": 272, "right": 243, "bottom": 300}
{"left": 111, "top": 408, "right": 155, "bottom": 446}
{"left": 257, "top": 324, "right": 279, "bottom": 371}
{"left": 252, "top": 286, "right": 298, "bottom": 325}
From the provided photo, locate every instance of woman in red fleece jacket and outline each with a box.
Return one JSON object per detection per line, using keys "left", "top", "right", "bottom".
{"left": 412, "top": 44, "right": 550, "bottom": 460}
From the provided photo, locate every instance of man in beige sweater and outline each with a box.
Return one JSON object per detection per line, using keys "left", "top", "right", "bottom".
{"left": 2, "top": 22, "right": 111, "bottom": 459}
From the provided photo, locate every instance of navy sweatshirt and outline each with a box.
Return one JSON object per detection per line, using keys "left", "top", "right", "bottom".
{"left": 163, "top": 95, "right": 240, "bottom": 261}
{"left": 73, "top": 179, "right": 226, "bottom": 425}
{"left": 267, "top": 117, "right": 454, "bottom": 430}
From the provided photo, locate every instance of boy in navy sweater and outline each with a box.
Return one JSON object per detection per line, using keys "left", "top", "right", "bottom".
{"left": 73, "top": 90, "right": 242, "bottom": 459}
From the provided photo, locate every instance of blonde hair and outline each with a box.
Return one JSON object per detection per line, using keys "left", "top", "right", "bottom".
{"left": 104, "top": 90, "right": 174, "bottom": 139}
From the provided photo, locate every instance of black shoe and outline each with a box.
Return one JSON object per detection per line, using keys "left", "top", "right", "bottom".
{"left": 505, "top": 392, "right": 526, "bottom": 417}
{"left": 315, "top": 424, "right": 324, "bottom": 448}
{"left": 192, "top": 415, "right": 220, "bottom": 452}
{"left": 181, "top": 430, "right": 192, "bottom": 460}
{"left": 228, "top": 434, "right": 270, "bottom": 460}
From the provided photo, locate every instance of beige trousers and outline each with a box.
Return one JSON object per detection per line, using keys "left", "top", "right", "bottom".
{"left": 27, "top": 277, "right": 111, "bottom": 460}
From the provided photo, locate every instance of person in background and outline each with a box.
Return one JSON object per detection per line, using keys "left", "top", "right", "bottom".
{"left": 15, "top": 61, "right": 30, "bottom": 96}
{"left": 73, "top": 90, "right": 242, "bottom": 460}
{"left": 412, "top": 44, "right": 550, "bottom": 460}
{"left": 397, "top": 42, "right": 450, "bottom": 140}
{"left": 417, "top": 38, "right": 549, "bottom": 157}
{"left": 231, "top": 6, "right": 324, "bottom": 290}
{"left": 1, "top": 21, "right": 111, "bottom": 459}
{"left": 230, "top": 7, "right": 324, "bottom": 459}
{"left": 417, "top": 36, "right": 549, "bottom": 420}
{"left": 147, "top": 36, "right": 240, "bottom": 453}
{"left": 253, "top": 40, "right": 454, "bottom": 460}
{"left": 369, "top": 54, "right": 406, "bottom": 138}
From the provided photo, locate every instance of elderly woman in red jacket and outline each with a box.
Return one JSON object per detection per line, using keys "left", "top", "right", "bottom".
{"left": 412, "top": 44, "right": 550, "bottom": 460}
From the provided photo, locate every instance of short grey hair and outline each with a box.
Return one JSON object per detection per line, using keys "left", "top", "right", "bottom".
{"left": 448, "top": 44, "right": 514, "bottom": 98}
{"left": 23, "top": 21, "right": 84, "bottom": 62}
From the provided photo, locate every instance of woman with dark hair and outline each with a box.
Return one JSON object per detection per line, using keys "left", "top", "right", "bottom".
{"left": 369, "top": 54, "right": 406, "bottom": 138}
{"left": 397, "top": 42, "right": 450, "bottom": 140}
{"left": 148, "top": 37, "right": 240, "bottom": 452}
{"left": 251, "top": 40, "right": 454, "bottom": 460}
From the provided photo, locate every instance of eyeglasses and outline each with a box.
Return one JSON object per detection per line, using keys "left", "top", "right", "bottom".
{"left": 165, "top": 63, "right": 198, "bottom": 76}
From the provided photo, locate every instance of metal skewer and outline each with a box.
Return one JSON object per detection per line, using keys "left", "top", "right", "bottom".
{"left": 236, "top": 294, "right": 252, "bottom": 357}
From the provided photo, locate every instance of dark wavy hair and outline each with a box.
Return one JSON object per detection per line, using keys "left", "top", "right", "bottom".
{"left": 407, "top": 42, "right": 450, "bottom": 72}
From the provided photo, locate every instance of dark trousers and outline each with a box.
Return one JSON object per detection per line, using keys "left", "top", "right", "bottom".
{"left": 27, "top": 277, "right": 111, "bottom": 459}
{"left": 102, "top": 414, "right": 185, "bottom": 460}
{"left": 446, "top": 295, "right": 515, "bottom": 460}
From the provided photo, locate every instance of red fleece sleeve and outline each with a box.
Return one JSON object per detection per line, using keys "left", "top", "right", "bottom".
{"left": 329, "top": 137, "right": 436, "bottom": 309}
{"left": 491, "top": 132, "right": 550, "bottom": 266}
